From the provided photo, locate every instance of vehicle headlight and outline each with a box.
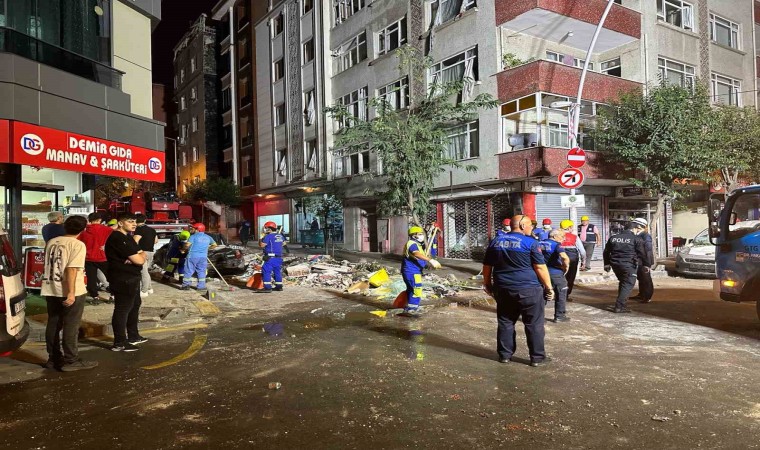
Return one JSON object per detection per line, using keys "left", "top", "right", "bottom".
{"left": 679, "top": 246, "right": 691, "bottom": 256}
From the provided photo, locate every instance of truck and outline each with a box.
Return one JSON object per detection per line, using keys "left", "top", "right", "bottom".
{"left": 108, "top": 190, "right": 193, "bottom": 240}
{"left": 708, "top": 185, "right": 760, "bottom": 321}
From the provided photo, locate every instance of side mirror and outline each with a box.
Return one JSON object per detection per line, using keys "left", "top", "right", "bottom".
{"left": 729, "top": 212, "right": 737, "bottom": 226}
{"left": 687, "top": 239, "right": 693, "bottom": 245}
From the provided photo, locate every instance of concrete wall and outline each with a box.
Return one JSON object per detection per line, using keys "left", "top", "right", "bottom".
{"left": 113, "top": 0, "right": 154, "bottom": 118}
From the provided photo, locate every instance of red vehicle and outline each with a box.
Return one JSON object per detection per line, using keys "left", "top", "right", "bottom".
{"left": 108, "top": 190, "right": 193, "bottom": 238}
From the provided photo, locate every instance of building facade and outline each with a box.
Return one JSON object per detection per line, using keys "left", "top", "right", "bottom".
{"left": 0, "top": 0, "right": 165, "bottom": 255}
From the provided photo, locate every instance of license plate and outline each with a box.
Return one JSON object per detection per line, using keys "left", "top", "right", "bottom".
{"left": 12, "top": 300, "right": 25, "bottom": 316}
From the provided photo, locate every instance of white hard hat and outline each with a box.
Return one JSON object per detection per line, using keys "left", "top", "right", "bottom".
{"left": 632, "top": 218, "right": 648, "bottom": 227}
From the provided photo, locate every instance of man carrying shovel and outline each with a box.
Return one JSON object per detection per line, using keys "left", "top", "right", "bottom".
{"left": 398, "top": 226, "right": 442, "bottom": 317}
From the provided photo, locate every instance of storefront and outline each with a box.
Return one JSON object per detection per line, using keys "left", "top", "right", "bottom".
{"left": 0, "top": 120, "right": 166, "bottom": 255}
{"left": 607, "top": 187, "right": 673, "bottom": 257}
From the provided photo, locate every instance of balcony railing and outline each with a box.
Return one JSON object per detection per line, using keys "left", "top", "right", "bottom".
{"left": 0, "top": 27, "right": 123, "bottom": 90}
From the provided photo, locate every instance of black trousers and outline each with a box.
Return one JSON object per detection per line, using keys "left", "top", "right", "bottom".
{"left": 613, "top": 266, "right": 637, "bottom": 310}
{"left": 565, "top": 256, "right": 579, "bottom": 296}
{"left": 637, "top": 265, "right": 654, "bottom": 300}
{"left": 45, "top": 295, "right": 86, "bottom": 363}
{"left": 494, "top": 286, "right": 546, "bottom": 362}
{"left": 85, "top": 261, "right": 109, "bottom": 297}
{"left": 110, "top": 278, "right": 142, "bottom": 345}
{"left": 550, "top": 273, "right": 569, "bottom": 319}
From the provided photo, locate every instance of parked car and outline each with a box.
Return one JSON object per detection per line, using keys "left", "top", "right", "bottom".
{"left": 0, "top": 231, "right": 29, "bottom": 355}
{"left": 675, "top": 229, "right": 716, "bottom": 278}
{"left": 153, "top": 243, "right": 248, "bottom": 277}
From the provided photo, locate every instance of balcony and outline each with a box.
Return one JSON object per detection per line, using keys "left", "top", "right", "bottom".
{"left": 497, "top": 60, "right": 641, "bottom": 104}
{"left": 496, "top": 0, "right": 640, "bottom": 52}
{"left": 0, "top": 27, "right": 123, "bottom": 89}
{"left": 497, "top": 147, "right": 629, "bottom": 183}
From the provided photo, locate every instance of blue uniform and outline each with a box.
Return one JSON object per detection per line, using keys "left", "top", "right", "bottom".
{"left": 537, "top": 228, "right": 552, "bottom": 241}
{"left": 483, "top": 232, "right": 548, "bottom": 363}
{"left": 539, "top": 239, "right": 569, "bottom": 321}
{"left": 401, "top": 239, "right": 427, "bottom": 313}
{"left": 261, "top": 232, "right": 285, "bottom": 290}
{"left": 163, "top": 236, "right": 187, "bottom": 280}
{"left": 183, "top": 232, "right": 216, "bottom": 289}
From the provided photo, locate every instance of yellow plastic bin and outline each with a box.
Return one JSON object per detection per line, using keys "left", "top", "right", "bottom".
{"left": 368, "top": 268, "right": 390, "bottom": 287}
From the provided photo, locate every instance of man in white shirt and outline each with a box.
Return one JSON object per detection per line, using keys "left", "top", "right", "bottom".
{"left": 42, "top": 215, "right": 98, "bottom": 372}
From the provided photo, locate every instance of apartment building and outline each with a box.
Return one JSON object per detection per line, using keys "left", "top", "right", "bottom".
{"left": 173, "top": 14, "right": 221, "bottom": 196}
{"left": 0, "top": 0, "right": 165, "bottom": 255}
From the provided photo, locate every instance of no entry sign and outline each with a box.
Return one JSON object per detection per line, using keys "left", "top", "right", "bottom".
{"left": 566, "top": 147, "right": 586, "bottom": 168}
{"left": 558, "top": 168, "right": 585, "bottom": 189}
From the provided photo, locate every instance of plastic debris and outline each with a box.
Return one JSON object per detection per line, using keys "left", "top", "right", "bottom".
{"left": 268, "top": 382, "right": 282, "bottom": 390}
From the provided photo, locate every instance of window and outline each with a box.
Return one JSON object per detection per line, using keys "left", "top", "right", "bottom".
{"left": 190, "top": 57, "right": 197, "bottom": 73}
{"left": 192, "top": 146, "right": 199, "bottom": 162}
{"left": 337, "top": 32, "right": 367, "bottom": 72}
{"left": 336, "top": 87, "right": 368, "bottom": 128}
{"left": 601, "top": 57, "right": 621, "bottom": 77}
{"left": 191, "top": 116, "right": 198, "bottom": 132}
{"left": 275, "top": 103, "right": 287, "bottom": 126}
{"left": 546, "top": 51, "right": 594, "bottom": 70}
{"left": 180, "top": 68, "right": 185, "bottom": 83}
{"left": 658, "top": 57, "right": 695, "bottom": 90}
{"left": 430, "top": 47, "right": 478, "bottom": 85}
{"left": 174, "top": 75, "right": 178, "bottom": 88}
{"left": 272, "top": 14, "right": 284, "bottom": 37}
{"left": 222, "top": 88, "right": 232, "bottom": 111}
{"left": 304, "top": 90, "right": 316, "bottom": 126}
{"left": 445, "top": 121, "right": 479, "bottom": 160}
{"left": 276, "top": 148, "right": 287, "bottom": 176}
{"left": 334, "top": 0, "right": 365, "bottom": 26}
{"left": 657, "top": 0, "right": 694, "bottom": 31}
{"left": 710, "top": 14, "right": 739, "bottom": 49}
{"left": 273, "top": 59, "right": 285, "bottom": 81}
{"left": 180, "top": 124, "right": 188, "bottom": 144}
{"left": 306, "top": 139, "right": 318, "bottom": 171}
{"left": 190, "top": 86, "right": 197, "bottom": 102}
{"left": 303, "top": 39, "right": 315, "bottom": 64}
{"left": 194, "top": 175, "right": 201, "bottom": 183}
{"left": 303, "top": 0, "right": 314, "bottom": 14}
{"left": 335, "top": 147, "right": 371, "bottom": 176}
{"left": 548, "top": 122, "right": 569, "bottom": 147}
{"left": 180, "top": 96, "right": 186, "bottom": 111}
{"left": 430, "top": 0, "right": 477, "bottom": 28}
{"left": 378, "top": 17, "right": 407, "bottom": 56}
{"left": 377, "top": 77, "right": 409, "bottom": 111}
{"left": 711, "top": 73, "right": 741, "bottom": 106}
{"left": 182, "top": 151, "right": 187, "bottom": 166}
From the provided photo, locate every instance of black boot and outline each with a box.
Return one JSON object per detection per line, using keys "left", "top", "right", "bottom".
{"left": 252, "top": 288, "right": 272, "bottom": 293}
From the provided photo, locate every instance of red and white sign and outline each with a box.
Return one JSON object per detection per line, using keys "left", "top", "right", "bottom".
{"left": 566, "top": 147, "right": 586, "bottom": 168}
{"left": 23, "top": 247, "right": 45, "bottom": 289}
{"left": 10, "top": 122, "right": 165, "bottom": 182}
{"left": 558, "top": 168, "right": 585, "bottom": 189}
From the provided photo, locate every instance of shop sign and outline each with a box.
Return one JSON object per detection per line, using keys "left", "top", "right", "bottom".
{"left": 561, "top": 194, "right": 585, "bottom": 209}
{"left": 11, "top": 122, "right": 165, "bottom": 182}
{"left": 618, "top": 187, "right": 654, "bottom": 198}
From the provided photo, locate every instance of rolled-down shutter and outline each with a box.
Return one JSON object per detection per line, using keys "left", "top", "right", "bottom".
{"left": 535, "top": 193, "right": 604, "bottom": 261}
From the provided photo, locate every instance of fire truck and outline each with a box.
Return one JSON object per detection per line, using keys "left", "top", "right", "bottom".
{"left": 108, "top": 190, "right": 193, "bottom": 238}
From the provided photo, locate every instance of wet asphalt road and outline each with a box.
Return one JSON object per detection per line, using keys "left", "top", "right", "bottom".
{"left": 1, "top": 278, "right": 760, "bottom": 449}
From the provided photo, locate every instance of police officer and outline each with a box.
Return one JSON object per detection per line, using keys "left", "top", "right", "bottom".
{"left": 539, "top": 229, "right": 571, "bottom": 322}
{"left": 482, "top": 215, "right": 554, "bottom": 367}
{"left": 181, "top": 223, "right": 217, "bottom": 291}
{"left": 603, "top": 218, "right": 651, "bottom": 313}
{"left": 559, "top": 220, "right": 586, "bottom": 300}
{"left": 631, "top": 219, "right": 655, "bottom": 303}
{"left": 401, "top": 226, "right": 442, "bottom": 317}
{"left": 162, "top": 230, "right": 190, "bottom": 284}
{"left": 254, "top": 221, "right": 286, "bottom": 293}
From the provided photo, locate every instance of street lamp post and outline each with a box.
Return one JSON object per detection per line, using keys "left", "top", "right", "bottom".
{"left": 165, "top": 136, "right": 179, "bottom": 193}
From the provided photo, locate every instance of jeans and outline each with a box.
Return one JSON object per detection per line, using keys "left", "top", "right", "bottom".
{"left": 45, "top": 295, "right": 86, "bottom": 363}
{"left": 582, "top": 242, "right": 596, "bottom": 269}
{"left": 613, "top": 266, "right": 638, "bottom": 310}
{"left": 565, "top": 255, "right": 579, "bottom": 296}
{"left": 140, "top": 251, "right": 154, "bottom": 293}
{"left": 550, "top": 273, "right": 569, "bottom": 319}
{"left": 85, "top": 261, "right": 109, "bottom": 297}
{"left": 110, "top": 278, "right": 142, "bottom": 345}
{"left": 494, "top": 286, "right": 546, "bottom": 362}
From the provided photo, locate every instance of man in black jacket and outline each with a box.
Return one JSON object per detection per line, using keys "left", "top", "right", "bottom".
{"left": 631, "top": 219, "right": 655, "bottom": 303}
{"left": 603, "top": 219, "right": 651, "bottom": 313}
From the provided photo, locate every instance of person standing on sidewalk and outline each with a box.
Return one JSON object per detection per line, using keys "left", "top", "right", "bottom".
{"left": 483, "top": 215, "right": 554, "bottom": 367}
{"left": 399, "top": 226, "right": 442, "bottom": 316}
{"left": 253, "top": 221, "right": 286, "bottom": 293}
{"left": 559, "top": 220, "right": 586, "bottom": 301}
{"left": 42, "top": 211, "right": 65, "bottom": 244}
{"left": 539, "top": 229, "right": 571, "bottom": 322}
{"left": 134, "top": 215, "right": 158, "bottom": 298}
{"left": 41, "top": 215, "right": 98, "bottom": 371}
{"left": 578, "top": 216, "right": 601, "bottom": 271}
{"left": 181, "top": 223, "right": 216, "bottom": 291}
{"left": 78, "top": 212, "right": 112, "bottom": 301}
{"left": 631, "top": 219, "right": 655, "bottom": 303}
{"left": 105, "top": 213, "right": 147, "bottom": 352}
{"left": 603, "top": 219, "right": 650, "bottom": 313}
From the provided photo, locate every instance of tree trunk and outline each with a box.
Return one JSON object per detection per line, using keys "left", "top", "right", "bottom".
{"left": 408, "top": 191, "right": 420, "bottom": 226}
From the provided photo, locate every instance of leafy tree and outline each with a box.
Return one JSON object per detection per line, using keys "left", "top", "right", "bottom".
{"left": 325, "top": 45, "right": 498, "bottom": 226}
{"left": 183, "top": 179, "right": 208, "bottom": 203}
{"left": 207, "top": 177, "right": 242, "bottom": 207}
{"left": 595, "top": 82, "right": 721, "bottom": 253}
{"left": 708, "top": 105, "right": 760, "bottom": 191}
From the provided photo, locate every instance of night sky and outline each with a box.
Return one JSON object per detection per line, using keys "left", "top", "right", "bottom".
{"left": 152, "top": 0, "right": 219, "bottom": 85}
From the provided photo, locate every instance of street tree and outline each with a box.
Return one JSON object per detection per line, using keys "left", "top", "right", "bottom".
{"left": 324, "top": 45, "right": 498, "bottom": 226}
{"left": 595, "top": 82, "right": 720, "bottom": 252}
{"left": 708, "top": 105, "right": 760, "bottom": 191}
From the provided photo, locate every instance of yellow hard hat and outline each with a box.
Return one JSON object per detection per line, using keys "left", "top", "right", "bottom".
{"left": 560, "top": 219, "right": 574, "bottom": 229}
{"left": 409, "top": 226, "right": 424, "bottom": 235}
{"left": 581, "top": 215, "right": 590, "bottom": 221}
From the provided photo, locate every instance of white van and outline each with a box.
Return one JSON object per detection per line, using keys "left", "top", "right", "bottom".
{"left": 0, "top": 230, "right": 29, "bottom": 355}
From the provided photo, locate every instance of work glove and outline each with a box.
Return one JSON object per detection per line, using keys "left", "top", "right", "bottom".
{"left": 604, "top": 265, "right": 611, "bottom": 273}
{"left": 544, "top": 288, "right": 555, "bottom": 302}
{"left": 428, "top": 259, "right": 442, "bottom": 269}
